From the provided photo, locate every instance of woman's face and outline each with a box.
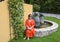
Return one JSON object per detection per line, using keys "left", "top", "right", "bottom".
{"left": 29, "top": 16, "right": 32, "bottom": 19}
{"left": 28, "top": 16, "right": 32, "bottom": 19}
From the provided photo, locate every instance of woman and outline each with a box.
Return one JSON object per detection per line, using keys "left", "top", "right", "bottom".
{"left": 24, "top": 14, "right": 35, "bottom": 40}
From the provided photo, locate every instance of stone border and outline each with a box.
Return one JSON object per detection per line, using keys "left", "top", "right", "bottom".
{"left": 34, "top": 20, "right": 58, "bottom": 37}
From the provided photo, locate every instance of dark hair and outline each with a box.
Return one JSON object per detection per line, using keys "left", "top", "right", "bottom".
{"left": 28, "top": 14, "right": 32, "bottom": 19}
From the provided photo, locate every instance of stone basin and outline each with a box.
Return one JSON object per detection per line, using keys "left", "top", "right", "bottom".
{"left": 34, "top": 20, "right": 58, "bottom": 37}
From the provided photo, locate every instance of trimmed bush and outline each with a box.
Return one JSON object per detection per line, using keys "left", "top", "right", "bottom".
{"left": 8, "top": 0, "right": 24, "bottom": 40}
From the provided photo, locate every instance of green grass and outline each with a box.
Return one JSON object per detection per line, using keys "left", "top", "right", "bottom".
{"left": 9, "top": 17, "right": 60, "bottom": 42}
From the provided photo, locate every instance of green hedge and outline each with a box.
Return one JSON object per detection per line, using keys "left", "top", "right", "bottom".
{"left": 33, "top": 4, "right": 40, "bottom": 12}
{"left": 24, "top": 0, "right": 60, "bottom": 14}
{"left": 8, "top": 0, "right": 24, "bottom": 40}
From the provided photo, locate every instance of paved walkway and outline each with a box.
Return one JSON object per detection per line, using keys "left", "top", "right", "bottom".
{"left": 33, "top": 12, "right": 60, "bottom": 19}
{"left": 42, "top": 13, "right": 60, "bottom": 19}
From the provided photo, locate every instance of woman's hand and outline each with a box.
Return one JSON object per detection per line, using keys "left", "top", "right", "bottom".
{"left": 30, "top": 25, "right": 34, "bottom": 29}
{"left": 27, "top": 27, "right": 31, "bottom": 30}
{"left": 26, "top": 25, "right": 31, "bottom": 30}
{"left": 28, "top": 25, "right": 34, "bottom": 30}
{"left": 26, "top": 25, "right": 34, "bottom": 30}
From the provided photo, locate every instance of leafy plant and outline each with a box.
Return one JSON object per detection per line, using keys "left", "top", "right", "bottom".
{"left": 8, "top": 0, "right": 24, "bottom": 40}
{"left": 33, "top": 4, "right": 40, "bottom": 12}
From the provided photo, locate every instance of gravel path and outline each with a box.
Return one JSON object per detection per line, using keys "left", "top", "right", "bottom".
{"left": 33, "top": 12, "right": 60, "bottom": 19}
{"left": 42, "top": 13, "right": 60, "bottom": 19}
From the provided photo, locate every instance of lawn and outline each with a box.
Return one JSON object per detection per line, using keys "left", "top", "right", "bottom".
{"left": 9, "top": 17, "right": 60, "bottom": 42}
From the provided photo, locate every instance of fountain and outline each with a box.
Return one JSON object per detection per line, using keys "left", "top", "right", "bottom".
{"left": 32, "top": 12, "right": 58, "bottom": 37}
{"left": 32, "top": 12, "right": 40, "bottom": 28}
{"left": 32, "top": 12, "right": 46, "bottom": 28}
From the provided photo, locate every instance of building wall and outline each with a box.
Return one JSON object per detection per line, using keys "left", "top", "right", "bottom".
{"left": 0, "top": 0, "right": 10, "bottom": 42}
{"left": 23, "top": 4, "right": 33, "bottom": 25}
{"left": 0, "top": 0, "right": 33, "bottom": 42}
